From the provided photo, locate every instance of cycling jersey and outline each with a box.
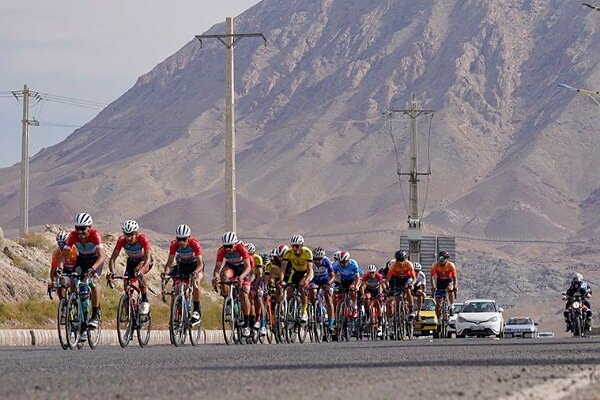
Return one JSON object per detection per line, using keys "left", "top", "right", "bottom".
{"left": 114, "top": 233, "right": 151, "bottom": 261}
{"left": 312, "top": 257, "right": 333, "bottom": 284}
{"left": 264, "top": 261, "right": 281, "bottom": 281}
{"left": 216, "top": 242, "right": 250, "bottom": 268}
{"left": 362, "top": 272, "right": 383, "bottom": 290}
{"left": 431, "top": 261, "right": 457, "bottom": 281}
{"left": 414, "top": 271, "right": 426, "bottom": 287}
{"left": 333, "top": 259, "right": 360, "bottom": 282}
{"left": 387, "top": 260, "right": 415, "bottom": 279}
{"left": 252, "top": 253, "right": 263, "bottom": 268}
{"left": 169, "top": 237, "right": 202, "bottom": 263}
{"left": 66, "top": 229, "right": 103, "bottom": 259}
{"left": 283, "top": 247, "right": 313, "bottom": 272}
{"left": 51, "top": 246, "right": 77, "bottom": 270}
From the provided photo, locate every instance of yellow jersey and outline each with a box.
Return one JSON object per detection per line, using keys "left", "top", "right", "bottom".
{"left": 252, "top": 254, "right": 263, "bottom": 268}
{"left": 283, "top": 247, "right": 313, "bottom": 272}
{"left": 264, "top": 261, "right": 281, "bottom": 282}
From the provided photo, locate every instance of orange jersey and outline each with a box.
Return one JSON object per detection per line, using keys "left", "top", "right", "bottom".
{"left": 430, "top": 261, "right": 457, "bottom": 280}
{"left": 387, "top": 260, "right": 415, "bottom": 279}
{"left": 51, "top": 246, "right": 78, "bottom": 270}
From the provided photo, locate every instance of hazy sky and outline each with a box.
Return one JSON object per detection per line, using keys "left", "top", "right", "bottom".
{"left": 0, "top": 0, "right": 260, "bottom": 168}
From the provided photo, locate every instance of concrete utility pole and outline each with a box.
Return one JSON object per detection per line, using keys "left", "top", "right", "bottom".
{"left": 11, "top": 84, "right": 39, "bottom": 237}
{"left": 391, "top": 94, "right": 434, "bottom": 263}
{"left": 196, "top": 18, "right": 266, "bottom": 233}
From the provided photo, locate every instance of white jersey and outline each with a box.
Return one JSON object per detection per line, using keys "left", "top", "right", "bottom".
{"left": 415, "top": 271, "right": 426, "bottom": 287}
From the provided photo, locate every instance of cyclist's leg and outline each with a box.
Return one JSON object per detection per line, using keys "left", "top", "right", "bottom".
{"left": 219, "top": 266, "right": 234, "bottom": 297}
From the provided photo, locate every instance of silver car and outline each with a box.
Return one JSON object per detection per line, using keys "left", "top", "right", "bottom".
{"left": 504, "top": 317, "right": 538, "bottom": 338}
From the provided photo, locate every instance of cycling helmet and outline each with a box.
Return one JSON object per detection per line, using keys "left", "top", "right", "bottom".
{"left": 333, "top": 251, "right": 341, "bottom": 262}
{"left": 275, "top": 244, "right": 288, "bottom": 257}
{"left": 413, "top": 262, "right": 422, "bottom": 271}
{"left": 313, "top": 247, "right": 326, "bottom": 259}
{"left": 438, "top": 250, "right": 450, "bottom": 260}
{"left": 121, "top": 219, "right": 139, "bottom": 234}
{"left": 339, "top": 251, "right": 350, "bottom": 262}
{"left": 395, "top": 250, "right": 408, "bottom": 262}
{"left": 74, "top": 212, "right": 93, "bottom": 227}
{"left": 222, "top": 231, "right": 238, "bottom": 245}
{"left": 245, "top": 242, "right": 256, "bottom": 254}
{"left": 386, "top": 259, "right": 396, "bottom": 268}
{"left": 367, "top": 264, "right": 377, "bottom": 273}
{"left": 290, "top": 235, "right": 304, "bottom": 245}
{"left": 261, "top": 253, "right": 270, "bottom": 262}
{"left": 56, "top": 231, "right": 69, "bottom": 243}
{"left": 175, "top": 224, "right": 191, "bottom": 238}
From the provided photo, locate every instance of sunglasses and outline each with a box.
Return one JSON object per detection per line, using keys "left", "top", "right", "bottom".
{"left": 75, "top": 226, "right": 88, "bottom": 232}
{"left": 57, "top": 241, "right": 66, "bottom": 248}
{"left": 291, "top": 244, "right": 301, "bottom": 249}
{"left": 124, "top": 233, "right": 136, "bottom": 237}
{"left": 224, "top": 244, "right": 233, "bottom": 249}
{"left": 176, "top": 237, "right": 188, "bottom": 242}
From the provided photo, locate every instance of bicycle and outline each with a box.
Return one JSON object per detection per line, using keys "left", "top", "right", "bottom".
{"left": 48, "top": 271, "right": 73, "bottom": 350}
{"left": 434, "top": 289, "right": 451, "bottom": 339}
{"left": 390, "top": 286, "right": 413, "bottom": 341}
{"left": 259, "top": 286, "right": 275, "bottom": 344}
{"left": 163, "top": 273, "right": 202, "bottom": 347}
{"left": 364, "top": 292, "right": 385, "bottom": 341}
{"left": 109, "top": 274, "right": 151, "bottom": 348}
{"left": 274, "top": 284, "right": 288, "bottom": 344}
{"left": 284, "top": 283, "right": 308, "bottom": 343}
{"left": 310, "top": 286, "right": 331, "bottom": 343}
{"left": 65, "top": 270, "right": 102, "bottom": 350}
{"left": 334, "top": 286, "right": 356, "bottom": 342}
{"left": 220, "top": 280, "right": 245, "bottom": 345}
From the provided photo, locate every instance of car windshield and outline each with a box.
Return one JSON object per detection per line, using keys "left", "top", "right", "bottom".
{"left": 452, "top": 303, "right": 463, "bottom": 313}
{"left": 461, "top": 302, "right": 496, "bottom": 313}
{"left": 421, "top": 298, "right": 435, "bottom": 311}
{"left": 507, "top": 318, "right": 532, "bottom": 325}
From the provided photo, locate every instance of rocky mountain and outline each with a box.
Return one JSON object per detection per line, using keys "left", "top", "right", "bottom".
{"left": 0, "top": 0, "right": 599, "bottom": 280}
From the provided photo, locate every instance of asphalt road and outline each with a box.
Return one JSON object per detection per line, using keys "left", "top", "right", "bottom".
{"left": 1, "top": 337, "right": 600, "bottom": 400}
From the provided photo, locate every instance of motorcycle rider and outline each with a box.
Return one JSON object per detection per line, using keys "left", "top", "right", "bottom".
{"left": 564, "top": 275, "right": 592, "bottom": 332}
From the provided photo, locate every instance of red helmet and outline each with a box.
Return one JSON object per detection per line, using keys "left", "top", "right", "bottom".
{"left": 276, "top": 244, "right": 288, "bottom": 257}
{"left": 338, "top": 251, "right": 350, "bottom": 262}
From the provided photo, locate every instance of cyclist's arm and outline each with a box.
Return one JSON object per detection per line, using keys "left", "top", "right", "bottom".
{"left": 164, "top": 254, "right": 175, "bottom": 274}
{"left": 108, "top": 246, "right": 120, "bottom": 274}
{"left": 280, "top": 260, "right": 288, "bottom": 282}
{"left": 194, "top": 255, "right": 205, "bottom": 275}
{"left": 305, "top": 261, "right": 314, "bottom": 282}
{"left": 451, "top": 264, "right": 458, "bottom": 291}
{"left": 327, "top": 269, "right": 335, "bottom": 285}
{"left": 239, "top": 257, "right": 252, "bottom": 281}
{"left": 352, "top": 272, "right": 359, "bottom": 287}
{"left": 91, "top": 245, "right": 106, "bottom": 274}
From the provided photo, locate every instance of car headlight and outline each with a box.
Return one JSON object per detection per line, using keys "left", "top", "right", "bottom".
{"left": 457, "top": 316, "right": 466, "bottom": 323}
{"left": 489, "top": 316, "right": 498, "bottom": 322}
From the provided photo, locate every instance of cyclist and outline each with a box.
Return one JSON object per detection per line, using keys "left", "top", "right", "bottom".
{"left": 212, "top": 232, "right": 253, "bottom": 337}
{"left": 361, "top": 264, "right": 384, "bottom": 336}
{"left": 107, "top": 220, "right": 153, "bottom": 315}
{"left": 308, "top": 247, "right": 335, "bottom": 330}
{"left": 279, "top": 235, "right": 314, "bottom": 323}
{"left": 49, "top": 231, "right": 77, "bottom": 300}
{"left": 332, "top": 251, "right": 361, "bottom": 315}
{"left": 246, "top": 242, "right": 267, "bottom": 335}
{"left": 162, "top": 224, "right": 205, "bottom": 326}
{"left": 264, "top": 246, "right": 286, "bottom": 306}
{"left": 413, "top": 262, "right": 427, "bottom": 321}
{"left": 58, "top": 212, "right": 106, "bottom": 329}
{"left": 431, "top": 250, "right": 458, "bottom": 322}
{"left": 387, "top": 250, "right": 416, "bottom": 319}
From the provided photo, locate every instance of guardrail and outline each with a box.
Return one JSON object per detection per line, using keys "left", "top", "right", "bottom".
{"left": 0, "top": 329, "right": 226, "bottom": 347}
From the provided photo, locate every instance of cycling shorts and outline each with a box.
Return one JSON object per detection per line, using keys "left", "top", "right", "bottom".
{"left": 389, "top": 277, "right": 412, "bottom": 296}
{"left": 339, "top": 279, "right": 355, "bottom": 293}
{"left": 310, "top": 278, "right": 329, "bottom": 288}
{"left": 434, "top": 279, "right": 454, "bottom": 298}
{"left": 365, "top": 287, "right": 380, "bottom": 298}
{"left": 221, "top": 265, "right": 251, "bottom": 287}
{"left": 125, "top": 256, "right": 154, "bottom": 277}
{"left": 76, "top": 255, "right": 103, "bottom": 276}
{"left": 287, "top": 269, "right": 305, "bottom": 286}
{"left": 171, "top": 260, "right": 197, "bottom": 278}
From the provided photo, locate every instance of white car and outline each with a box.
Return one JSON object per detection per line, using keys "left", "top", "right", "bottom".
{"left": 448, "top": 302, "right": 464, "bottom": 337}
{"left": 455, "top": 299, "right": 504, "bottom": 338}
{"left": 504, "top": 317, "right": 538, "bottom": 338}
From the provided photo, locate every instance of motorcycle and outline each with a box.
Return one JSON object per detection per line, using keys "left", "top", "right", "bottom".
{"left": 563, "top": 292, "right": 591, "bottom": 337}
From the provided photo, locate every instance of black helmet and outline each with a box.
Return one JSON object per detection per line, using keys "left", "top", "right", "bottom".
{"left": 395, "top": 250, "right": 408, "bottom": 262}
{"left": 438, "top": 250, "right": 450, "bottom": 261}
{"left": 572, "top": 276, "right": 582, "bottom": 285}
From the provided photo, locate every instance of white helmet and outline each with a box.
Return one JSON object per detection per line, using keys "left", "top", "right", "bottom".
{"left": 121, "top": 219, "right": 139, "bottom": 234}
{"left": 576, "top": 273, "right": 584, "bottom": 282}
{"left": 56, "top": 231, "right": 69, "bottom": 243}
{"left": 175, "top": 224, "right": 191, "bottom": 238}
{"left": 290, "top": 235, "right": 304, "bottom": 245}
{"left": 275, "top": 244, "right": 288, "bottom": 257}
{"left": 367, "top": 264, "right": 377, "bottom": 272}
{"left": 245, "top": 242, "right": 256, "bottom": 254}
{"left": 333, "top": 251, "right": 341, "bottom": 261}
{"left": 222, "top": 231, "right": 238, "bottom": 246}
{"left": 74, "top": 212, "right": 93, "bottom": 227}
{"left": 413, "top": 262, "right": 422, "bottom": 272}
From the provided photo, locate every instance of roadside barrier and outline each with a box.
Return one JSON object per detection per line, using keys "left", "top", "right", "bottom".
{"left": 0, "top": 329, "right": 225, "bottom": 347}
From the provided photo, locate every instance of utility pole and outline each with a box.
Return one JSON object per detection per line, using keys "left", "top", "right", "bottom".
{"left": 11, "top": 84, "right": 39, "bottom": 237}
{"left": 391, "top": 94, "right": 434, "bottom": 263}
{"left": 196, "top": 18, "right": 266, "bottom": 233}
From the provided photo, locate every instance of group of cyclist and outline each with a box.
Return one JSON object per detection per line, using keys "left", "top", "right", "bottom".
{"left": 49, "top": 212, "right": 459, "bottom": 341}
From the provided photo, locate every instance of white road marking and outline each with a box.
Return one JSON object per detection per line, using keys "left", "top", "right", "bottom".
{"left": 498, "top": 368, "right": 600, "bottom": 400}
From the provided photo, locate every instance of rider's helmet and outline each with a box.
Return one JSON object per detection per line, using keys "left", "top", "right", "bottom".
{"left": 121, "top": 219, "right": 139, "bottom": 234}
{"left": 55, "top": 231, "right": 68, "bottom": 245}
{"left": 576, "top": 273, "right": 584, "bottom": 282}
{"left": 395, "top": 250, "right": 408, "bottom": 262}
{"left": 339, "top": 251, "right": 350, "bottom": 263}
{"left": 290, "top": 235, "right": 304, "bottom": 245}
{"left": 245, "top": 242, "right": 256, "bottom": 254}
{"left": 74, "top": 212, "right": 93, "bottom": 227}
{"left": 313, "top": 247, "right": 326, "bottom": 260}
{"left": 275, "top": 244, "right": 288, "bottom": 257}
{"left": 333, "top": 250, "right": 341, "bottom": 262}
{"left": 572, "top": 276, "right": 582, "bottom": 286}
{"left": 175, "top": 224, "right": 191, "bottom": 238}
{"left": 438, "top": 250, "right": 450, "bottom": 261}
{"left": 222, "top": 231, "right": 238, "bottom": 246}
{"left": 261, "top": 252, "right": 270, "bottom": 262}
{"left": 413, "top": 262, "right": 422, "bottom": 272}
{"left": 386, "top": 259, "right": 395, "bottom": 268}
{"left": 367, "top": 264, "right": 378, "bottom": 273}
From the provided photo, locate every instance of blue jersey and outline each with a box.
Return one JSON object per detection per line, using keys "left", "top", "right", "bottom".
{"left": 333, "top": 259, "right": 361, "bottom": 282}
{"left": 312, "top": 257, "right": 333, "bottom": 283}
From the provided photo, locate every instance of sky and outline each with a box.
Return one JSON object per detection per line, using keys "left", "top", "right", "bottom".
{"left": 0, "top": 0, "right": 260, "bottom": 168}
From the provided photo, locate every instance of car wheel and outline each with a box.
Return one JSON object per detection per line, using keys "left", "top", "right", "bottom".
{"left": 456, "top": 333, "right": 465, "bottom": 338}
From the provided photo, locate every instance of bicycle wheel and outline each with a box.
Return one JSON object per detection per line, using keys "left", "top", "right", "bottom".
{"left": 222, "top": 296, "right": 235, "bottom": 345}
{"left": 264, "top": 300, "right": 274, "bottom": 344}
{"left": 190, "top": 303, "right": 202, "bottom": 346}
{"left": 88, "top": 314, "right": 101, "bottom": 349}
{"left": 138, "top": 310, "right": 152, "bottom": 348}
{"left": 398, "top": 303, "right": 406, "bottom": 341}
{"left": 274, "top": 302, "right": 285, "bottom": 344}
{"left": 286, "top": 298, "right": 297, "bottom": 343}
{"left": 298, "top": 302, "right": 308, "bottom": 344}
{"left": 405, "top": 313, "right": 414, "bottom": 340}
{"left": 170, "top": 295, "right": 186, "bottom": 346}
{"left": 313, "top": 303, "right": 322, "bottom": 343}
{"left": 307, "top": 302, "right": 315, "bottom": 343}
{"left": 57, "top": 298, "right": 69, "bottom": 350}
{"left": 66, "top": 294, "right": 81, "bottom": 350}
{"left": 117, "top": 295, "right": 132, "bottom": 348}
